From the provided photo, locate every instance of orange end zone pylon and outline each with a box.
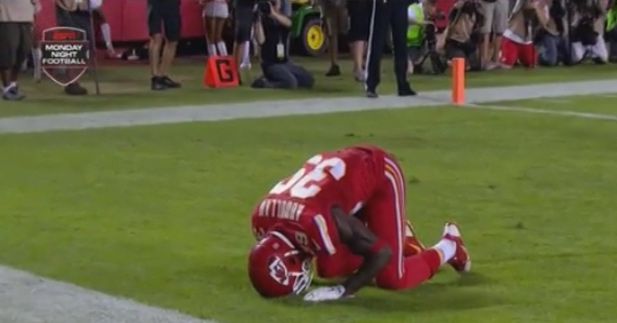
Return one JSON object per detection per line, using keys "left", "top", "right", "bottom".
{"left": 451, "top": 57, "right": 465, "bottom": 105}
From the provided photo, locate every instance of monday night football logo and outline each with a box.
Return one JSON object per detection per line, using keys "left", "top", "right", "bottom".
{"left": 41, "top": 27, "right": 90, "bottom": 86}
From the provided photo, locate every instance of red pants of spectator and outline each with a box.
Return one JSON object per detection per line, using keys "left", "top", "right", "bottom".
{"left": 500, "top": 37, "right": 537, "bottom": 68}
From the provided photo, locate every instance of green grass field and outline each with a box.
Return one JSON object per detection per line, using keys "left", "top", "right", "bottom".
{"left": 1, "top": 92, "right": 616, "bottom": 322}
{"left": 2, "top": 57, "right": 617, "bottom": 117}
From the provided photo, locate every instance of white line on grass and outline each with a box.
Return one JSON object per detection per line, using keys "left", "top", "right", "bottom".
{"left": 466, "top": 103, "right": 617, "bottom": 121}
{"left": 533, "top": 98, "right": 573, "bottom": 104}
{"left": 1, "top": 79, "right": 617, "bottom": 134}
{"left": 0, "top": 265, "right": 214, "bottom": 323}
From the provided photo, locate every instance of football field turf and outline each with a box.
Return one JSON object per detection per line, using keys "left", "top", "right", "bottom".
{"left": 1, "top": 94, "right": 616, "bottom": 322}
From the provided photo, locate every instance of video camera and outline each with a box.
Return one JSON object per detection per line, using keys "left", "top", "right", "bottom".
{"left": 415, "top": 22, "right": 447, "bottom": 75}
{"left": 447, "top": 0, "right": 484, "bottom": 30}
{"left": 257, "top": 0, "right": 275, "bottom": 15}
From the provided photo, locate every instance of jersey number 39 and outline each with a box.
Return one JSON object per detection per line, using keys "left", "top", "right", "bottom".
{"left": 270, "top": 154, "right": 346, "bottom": 199}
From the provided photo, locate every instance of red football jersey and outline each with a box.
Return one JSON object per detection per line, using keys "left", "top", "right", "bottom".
{"left": 251, "top": 146, "right": 387, "bottom": 256}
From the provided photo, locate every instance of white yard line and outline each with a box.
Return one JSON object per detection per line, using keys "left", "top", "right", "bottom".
{"left": 597, "top": 94, "right": 617, "bottom": 99}
{"left": 0, "top": 79, "right": 616, "bottom": 134}
{"left": 0, "top": 266, "right": 213, "bottom": 323}
{"left": 533, "top": 98, "right": 574, "bottom": 104}
{"left": 466, "top": 103, "right": 617, "bottom": 121}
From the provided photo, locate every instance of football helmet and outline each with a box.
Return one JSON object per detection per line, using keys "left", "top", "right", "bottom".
{"left": 248, "top": 231, "right": 313, "bottom": 298}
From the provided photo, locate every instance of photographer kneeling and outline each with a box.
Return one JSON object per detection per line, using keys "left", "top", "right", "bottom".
{"left": 251, "top": 0, "right": 314, "bottom": 89}
{"left": 536, "top": 0, "right": 568, "bottom": 66}
{"left": 443, "top": 0, "right": 484, "bottom": 70}
{"left": 407, "top": 0, "right": 442, "bottom": 75}
{"left": 569, "top": 0, "right": 608, "bottom": 64}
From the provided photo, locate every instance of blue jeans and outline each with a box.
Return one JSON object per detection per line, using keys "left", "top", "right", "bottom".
{"left": 538, "top": 34, "right": 566, "bottom": 66}
{"left": 259, "top": 62, "right": 314, "bottom": 89}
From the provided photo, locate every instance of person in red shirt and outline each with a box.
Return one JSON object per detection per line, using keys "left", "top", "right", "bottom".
{"left": 248, "top": 146, "right": 471, "bottom": 301}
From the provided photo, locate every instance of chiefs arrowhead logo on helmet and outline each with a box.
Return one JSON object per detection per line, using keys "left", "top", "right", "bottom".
{"left": 248, "top": 231, "right": 313, "bottom": 298}
{"left": 268, "top": 257, "right": 290, "bottom": 286}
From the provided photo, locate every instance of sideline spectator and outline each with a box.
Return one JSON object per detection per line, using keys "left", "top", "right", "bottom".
{"left": 480, "top": 0, "right": 509, "bottom": 69}
{"left": 320, "top": 0, "right": 347, "bottom": 76}
{"left": 55, "top": 0, "right": 89, "bottom": 95}
{"left": 500, "top": 0, "right": 548, "bottom": 69}
{"left": 200, "top": 0, "right": 229, "bottom": 56}
{"left": 0, "top": 0, "right": 36, "bottom": 101}
{"left": 569, "top": 0, "right": 608, "bottom": 64}
{"left": 444, "top": 0, "right": 484, "bottom": 70}
{"left": 148, "top": 0, "right": 182, "bottom": 91}
{"left": 233, "top": 0, "right": 256, "bottom": 75}
{"left": 346, "top": 0, "right": 369, "bottom": 81}
{"left": 91, "top": 0, "right": 120, "bottom": 59}
{"left": 252, "top": 0, "right": 314, "bottom": 89}
{"left": 365, "top": 0, "right": 416, "bottom": 98}
{"left": 537, "top": 0, "right": 567, "bottom": 66}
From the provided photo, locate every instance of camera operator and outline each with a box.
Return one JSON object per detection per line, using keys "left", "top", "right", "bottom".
{"left": 536, "top": 0, "right": 567, "bottom": 66}
{"left": 251, "top": 0, "right": 314, "bottom": 89}
{"left": 444, "top": 0, "right": 484, "bottom": 69}
{"left": 500, "top": 0, "right": 550, "bottom": 69}
{"left": 406, "top": 0, "right": 439, "bottom": 75}
{"left": 569, "top": 0, "right": 608, "bottom": 64}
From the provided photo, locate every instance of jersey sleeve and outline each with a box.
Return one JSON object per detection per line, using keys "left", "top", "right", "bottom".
{"left": 310, "top": 213, "right": 339, "bottom": 256}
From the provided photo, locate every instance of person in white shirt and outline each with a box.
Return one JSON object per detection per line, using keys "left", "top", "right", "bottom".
{"left": 200, "top": 0, "right": 230, "bottom": 57}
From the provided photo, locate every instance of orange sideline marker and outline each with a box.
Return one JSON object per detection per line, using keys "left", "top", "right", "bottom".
{"left": 204, "top": 56, "right": 239, "bottom": 88}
